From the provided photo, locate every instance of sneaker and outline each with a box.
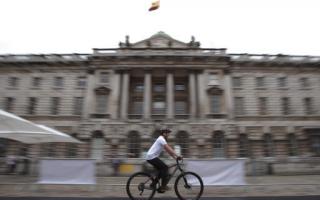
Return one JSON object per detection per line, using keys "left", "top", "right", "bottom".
{"left": 157, "top": 185, "right": 170, "bottom": 193}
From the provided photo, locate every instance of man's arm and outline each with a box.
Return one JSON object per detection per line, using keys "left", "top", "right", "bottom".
{"left": 164, "top": 144, "right": 179, "bottom": 159}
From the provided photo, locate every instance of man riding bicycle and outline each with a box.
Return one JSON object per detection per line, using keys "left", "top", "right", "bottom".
{"left": 146, "top": 127, "right": 182, "bottom": 193}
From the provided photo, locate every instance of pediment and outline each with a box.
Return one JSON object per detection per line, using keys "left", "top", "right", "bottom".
{"left": 119, "top": 31, "right": 200, "bottom": 49}
{"left": 95, "top": 86, "right": 111, "bottom": 94}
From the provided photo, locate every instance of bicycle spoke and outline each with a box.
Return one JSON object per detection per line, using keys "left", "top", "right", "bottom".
{"left": 174, "top": 171, "right": 204, "bottom": 200}
{"left": 126, "top": 172, "right": 156, "bottom": 200}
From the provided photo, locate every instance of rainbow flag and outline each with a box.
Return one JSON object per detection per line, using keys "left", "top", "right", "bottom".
{"left": 149, "top": 0, "right": 160, "bottom": 11}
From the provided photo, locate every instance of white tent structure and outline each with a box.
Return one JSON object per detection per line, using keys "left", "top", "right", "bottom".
{"left": 0, "top": 109, "right": 81, "bottom": 144}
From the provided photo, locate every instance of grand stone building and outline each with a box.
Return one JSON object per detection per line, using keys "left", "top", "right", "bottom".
{"left": 1, "top": 32, "right": 320, "bottom": 175}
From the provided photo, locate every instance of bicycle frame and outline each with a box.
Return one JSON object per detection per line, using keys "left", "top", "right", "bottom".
{"left": 152, "top": 159, "right": 184, "bottom": 187}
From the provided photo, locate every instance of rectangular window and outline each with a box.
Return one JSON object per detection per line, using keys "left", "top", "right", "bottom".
{"left": 27, "top": 97, "right": 37, "bottom": 115}
{"left": 32, "top": 77, "right": 42, "bottom": 88}
{"left": 175, "top": 101, "right": 187, "bottom": 114}
{"left": 8, "top": 77, "right": 19, "bottom": 88}
{"left": 209, "top": 95, "right": 221, "bottom": 113}
{"left": 288, "top": 134, "right": 298, "bottom": 156}
{"left": 96, "top": 94, "right": 108, "bottom": 113}
{"left": 258, "top": 97, "right": 268, "bottom": 115}
{"left": 232, "top": 77, "right": 242, "bottom": 88}
{"left": 304, "top": 97, "right": 313, "bottom": 115}
{"left": 175, "top": 84, "right": 186, "bottom": 91}
{"left": 300, "top": 77, "right": 310, "bottom": 88}
{"left": 100, "top": 72, "right": 109, "bottom": 84}
{"left": 54, "top": 77, "right": 64, "bottom": 88}
{"left": 153, "top": 84, "right": 165, "bottom": 92}
{"left": 239, "top": 134, "right": 250, "bottom": 158}
{"left": 264, "top": 134, "right": 274, "bottom": 157}
{"left": 51, "top": 97, "right": 60, "bottom": 115}
{"left": 256, "top": 77, "right": 265, "bottom": 88}
{"left": 278, "top": 77, "right": 287, "bottom": 88}
{"left": 132, "top": 101, "right": 143, "bottom": 114}
{"left": 76, "top": 76, "right": 86, "bottom": 88}
{"left": 281, "top": 97, "right": 290, "bottom": 115}
{"left": 73, "top": 97, "right": 83, "bottom": 115}
{"left": 234, "top": 97, "right": 245, "bottom": 115}
{"left": 134, "top": 84, "right": 144, "bottom": 93}
{"left": 66, "top": 143, "right": 78, "bottom": 158}
{"left": 4, "top": 97, "right": 15, "bottom": 112}
{"left": 152, "top": 101, "right": 166, "bottom": 114}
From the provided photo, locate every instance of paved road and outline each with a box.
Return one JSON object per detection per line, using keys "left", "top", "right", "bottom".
{"left": 1, "top": 197, "right": 320, "bottom": 200}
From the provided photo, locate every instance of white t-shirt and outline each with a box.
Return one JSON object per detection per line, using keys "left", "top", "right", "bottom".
{"left": 146, "top": 135, "right": 167, "bottom": 160}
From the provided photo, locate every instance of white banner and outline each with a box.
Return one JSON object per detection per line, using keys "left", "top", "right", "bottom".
{"left": 38, "top": 159, "right": 96, "bottom": 184}
{"left": 186, "top": 159, "right": 246, "bottom": 185}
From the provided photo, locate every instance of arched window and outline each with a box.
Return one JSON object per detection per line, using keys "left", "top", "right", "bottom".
{"left": 264, "top": 133, "right": 274, "bottom": 157}
{"left": 128, "top": 131, "right": 141, "bottom": 158}
{"left": 176, "top": 131, "right": 189, "bottom": 157}
{"left": 287, "top": 133, "right": 298, "bottom": 156}
{"left": 0, "top": 139, "right": 8, "bottom": 157}
{"left": 66, "top": 133, "right": 78, "bottom": 158}
{"left": 90, "top": 131, "right": 105, "bottom": 161}
{"left": 212, "top": 131, "right": 225, "bottom": 157}
{"left": 239, "top": 134, "right": 250, "bottom": 158}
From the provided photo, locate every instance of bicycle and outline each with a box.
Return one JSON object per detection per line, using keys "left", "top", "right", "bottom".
{"left": 126, "top": 158, "right": 204, "bottom": 200}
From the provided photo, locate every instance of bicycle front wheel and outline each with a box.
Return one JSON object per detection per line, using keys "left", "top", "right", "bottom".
{"left": 174, "top": 171, "right": 204, "bottom": 200}
{"left": 126, "top": 172, "right": 157, "bottom": 200}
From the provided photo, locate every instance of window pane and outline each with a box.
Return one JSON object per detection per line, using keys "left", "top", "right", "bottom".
{"left": 175, "top": 84, "right": 186, "bottom": 91}
{"left": 264, "top": 134, "right": 274, "bottom": 157}
{"left": 235, "top": 97, "right": 245, "bottom": 115}
{"left": 210, "top": 95, "right": 221, "bottom": 113}
{"left": 96, "top": 95, "right": 108, "bottom": 113}
{"left": 258, "top": 97, "right": 267, "bottom": 115}
{"left": 54, "top": 77, "right": 63, "bottom": 87}
{"left": 256, "top": 77, "right": 265, "bottom": 87}
{"left": 32, "top": 77, "right": 42, "bottom": 88}
{"left": 175, "top": 101, "right": 187, "bottom": 114}
{"left": 132, "top": 101, "right": 143, "bottom": 114}
{"left": 5, "top": 97, "right": 15, "bottom": 112}
{"left": 73, "top": 97, "right": 83, "bottom": 115}
{"left": 51, "top": 97, "right": 60, "bottom": 115}
{"left": 239, "top": 134, "right": 250, "bottom": 157}
{"left": 28, "top": 97, "right": 37, "bottom": 115}
{"left": 282, "top": 97, "right": 290, "bottom": 115}
{"left": 153, "top": 84, "right": 165, "bottom": 92}
{"left": 77, "top": 76, "right": 86, "bottom": 87}
{"left": 278, "top": 77, "right": 287, "bottom": 88}
{"left": 288, "top": 134, "right": 298, "bottom": 156}
{"left": 304, "top": 97, "right": 313, "bottom": 115}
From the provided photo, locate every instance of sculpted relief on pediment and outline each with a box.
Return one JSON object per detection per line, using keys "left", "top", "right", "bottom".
{"left": 119, "top": 31, "right": 200, "bottom": 49}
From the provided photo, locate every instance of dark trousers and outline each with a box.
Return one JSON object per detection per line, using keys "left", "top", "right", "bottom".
{"left": 147, "top": 157, "right": 169, "bottom": 187}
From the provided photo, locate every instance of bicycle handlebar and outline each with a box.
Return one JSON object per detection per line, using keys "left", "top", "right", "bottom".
{"left": 176, "top": 157, "right": 184, "bottom": 171}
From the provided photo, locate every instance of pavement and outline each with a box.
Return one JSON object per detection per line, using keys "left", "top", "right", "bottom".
{"left": 0, "top": 175, "right": 320, "bottom": 198}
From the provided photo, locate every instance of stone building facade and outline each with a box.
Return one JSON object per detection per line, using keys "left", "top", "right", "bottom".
{"left": 1, "top": 32, "right": 320, "bottom": 175}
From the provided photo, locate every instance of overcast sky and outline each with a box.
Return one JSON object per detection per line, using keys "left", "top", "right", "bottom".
{"left": 0, "top": 0, "right": 319, "bottom": 55}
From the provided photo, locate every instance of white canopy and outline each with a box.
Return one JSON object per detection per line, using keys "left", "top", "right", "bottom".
{"left": 0, "top": 109, "right": 82, "bottom": 144}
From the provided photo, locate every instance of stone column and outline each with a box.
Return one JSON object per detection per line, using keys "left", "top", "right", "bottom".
{"left": 120, "top": 71, "right": 130, "bottom": 119}
{"left": 189, "top": 72, "right": 197, "bottom": 118}
{"left": 197, "top": 72, "right": 209, "bottom": 118}
{"left": 83, "top": 69, "right": 95, "bottom": 119}
{"left": 224, "top": 73, "right": 234, "bottom": 119}
{"left": 166, "top": 71, "right": 174, "bottom": 119}
{"left": 109, "top": 72, "right": 121, "bottom": 119}
{"left": 143, "top": 71, "right": 152, "bottom": 119}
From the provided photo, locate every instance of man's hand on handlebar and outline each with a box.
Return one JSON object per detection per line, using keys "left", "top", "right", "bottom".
{"left": 177, "top": 156, "right": 183, "bottom": 161}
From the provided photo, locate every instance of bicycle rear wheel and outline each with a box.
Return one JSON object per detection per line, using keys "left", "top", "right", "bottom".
{"left": 126, "top": 172, "right": 157, "bottom": 200}
{"left": 174, "top": 171, "right": 204, "bottom": 200}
